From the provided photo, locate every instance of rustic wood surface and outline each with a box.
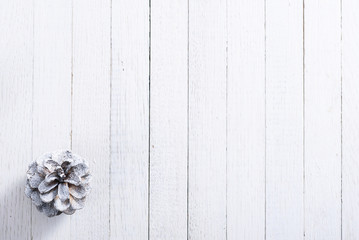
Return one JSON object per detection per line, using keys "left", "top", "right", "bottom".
{"left": 266, "top": 0, "right": 304, "bottom": 239}
{"left": 1, "top": 0, "right": 359, "bottom": 239}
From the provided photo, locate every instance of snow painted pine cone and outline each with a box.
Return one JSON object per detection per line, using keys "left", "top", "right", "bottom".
{"left": 25, "top": 150, "right": 91, "bottom": 217}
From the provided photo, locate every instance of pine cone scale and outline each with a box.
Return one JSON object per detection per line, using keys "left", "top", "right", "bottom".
{"left": 40, "top": 188, "right": 57, "bottom": 203}
{"left": 27, "top": 162, "right": 37, "bottom": 177}
{"left": 37, "top": 165, "right": 50, "bottom": 176}
{"left": 70, "top": 196, "right": 85, "bottom": 210}
{"left": 45, "top": 172, "right": 59, "bottom": 183}
{"left": 63, "top": 206, "right": 75, "bottom": 215}
{"left": 29, "top": 173, "right": 43, "bottom": 188}
{"left": 25, "top": 180, "right": 33, "bottom": 198}
{"left": 69, "top": 184, "right": 88, "bottom": 199}
{"left": 54, "top": 196, "right": 70, "bottom": 212}
{"left": 58, "top": 182, "right": 70, "bottom": 201}
{"left": 31, "top": 191, "right": 42, "bottom": 207}
{"left": 38, "top": 180, "right": 58, "bottom": 193}
{"left": 65, "top": 172, "right": 81, "bottom": 185}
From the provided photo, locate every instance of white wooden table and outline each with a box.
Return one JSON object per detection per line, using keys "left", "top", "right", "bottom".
{"left": 1, "top": 0, "right": 358, "bottom": 239}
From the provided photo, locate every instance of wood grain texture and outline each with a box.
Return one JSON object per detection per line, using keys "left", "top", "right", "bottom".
{"left": 3, "top": 1, "right": 359, "bottom": 239}
{"left": 0, "top": 1, "right": 33, "bottom": 239}
{"left": 150, "top": 0, "right": 188, "bottom": 239}
{"left": 188, "top": 0, "right": 227, "bottom": 239}
{"left": 265, "top": 0, "right": 304, "bottom": 239}
{"left": 304, "top": 0, "right": 342, "bottom": 238}
{"left": 31, "top": 0, "right": 72, "bottom": 239}
{"left": 110, "top": 0, "right": 149, "bottom": 239}
{"left": 227, "top": 0, "right": 265, "bottom": 239}
{"left": 343, "top": 0, "right": 359, "bottom": 238}
{"left": 71, "top": 0, "right": 111, "bottom": 239}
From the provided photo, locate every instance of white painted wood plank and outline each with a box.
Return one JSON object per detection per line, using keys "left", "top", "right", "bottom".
{"left": 0, "top": 1, "right": 33, "bottom": 239}
{"left": 188, "top": 0, "right": 227, "bottom": 239}
{"left": 32, "top": 0, "right": 72, "bottom": 237}
{"left": 343, "top": 0, "right": 359, "bottom": 238}
{"left": 227, "top": 0, "right": 265, "bottom": 239}
{"left": 71, "top": 0, "right": 111, "bottom": 239}
{"left": 304, "top": 0, "right": 342, "bottom": 238}
{"left": 265, "top": 0, "right": 303, "bottom": 239}
{"left": 31, "top": 1, "right": 72, "bottom": 239}
{"left": 150, "top": 0, "right": 188, "bottom": 239}
{"left": 110, "top": 0, "right": 149, "bottom": 239}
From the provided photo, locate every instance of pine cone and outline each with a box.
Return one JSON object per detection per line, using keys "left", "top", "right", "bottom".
{"left": 25, "top": 150, "right": 91, "bottom": 217}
